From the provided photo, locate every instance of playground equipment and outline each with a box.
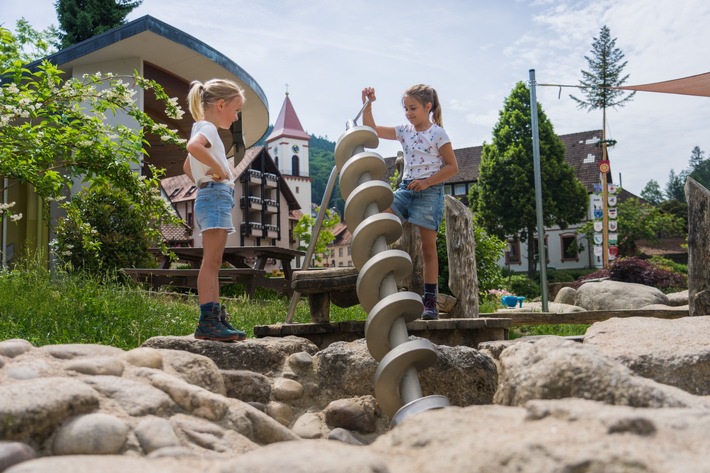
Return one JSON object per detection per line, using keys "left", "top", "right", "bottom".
{"left": 332, "top": 102, "right": 450, "bottom": 426}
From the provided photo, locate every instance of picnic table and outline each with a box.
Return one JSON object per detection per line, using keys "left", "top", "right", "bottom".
{"left": 122, "top": 246, "right": 303, "bottom": 297}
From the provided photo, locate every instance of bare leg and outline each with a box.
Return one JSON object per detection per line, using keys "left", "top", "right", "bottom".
{"left": 419, "top": 226, "right": 439, "bottom": 285}
{"left": 198, "top": 229, "right": 228, "bottom": 304}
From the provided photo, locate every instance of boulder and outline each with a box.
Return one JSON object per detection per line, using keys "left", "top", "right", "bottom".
{"left": 493, "top": 336, "right": 708, "bottom": 409}
{"left": 574, "top": 280, "right": 669, "bottom": 310}
{"left": 584, "top": 316, "right": 710, "bottom": 395}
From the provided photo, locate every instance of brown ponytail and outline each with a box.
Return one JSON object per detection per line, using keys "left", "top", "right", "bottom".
{"left": 403, "top": 84, "right": 443, "bottom": 127}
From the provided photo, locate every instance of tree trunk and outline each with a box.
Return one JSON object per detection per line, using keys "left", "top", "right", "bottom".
{"left": 391, "top": 222, "right": 424, "bottom": 295}
{"left": 685, "top": 177, "right": 710, "bottom": 316}
{"left": 444, "top": 196, "right": 479, "bottom": 318}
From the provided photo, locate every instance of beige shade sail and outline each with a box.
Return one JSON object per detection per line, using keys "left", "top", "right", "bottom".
{"left": 613, "top": 72, "right": 710, "bottom": 97}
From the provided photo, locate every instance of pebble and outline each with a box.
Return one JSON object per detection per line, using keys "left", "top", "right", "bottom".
{"left": 272, "top": 377, "right": 304, "bottom": 402}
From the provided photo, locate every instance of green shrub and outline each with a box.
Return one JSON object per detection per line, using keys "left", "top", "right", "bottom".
{"left": 54, "top": 184, "right": 159, "bottom": 273}
{"left": 649, "top": 255, "right": 687, "bottom": 275}
{"left": 503, "top": 274, "right": 541, "bottom": 299}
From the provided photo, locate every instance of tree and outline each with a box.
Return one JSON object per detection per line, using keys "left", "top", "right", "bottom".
{"left": 0, "top": 19, "right": 60, "bottom": 70}
{"left": 579, "top": 197, "right": 684, "bottom": 256}
{"left": 474, "top": 81, "right": 588, "bottom": 277}
{"left": 0, "top": 25, "right": 184, "bottom": 263}
{"left": 292, "top": 208, "right": 339, "bottom": 266}
{"left": 687, "top": 146, "right": 710, "bottom": 191}
{"left": 55, "top": 0, "right": 142, "bottom": 48}
{"left": 570, "top": 25, "right": 636, "bottom": 112}
{"left": 614, "top": 197, "right": 684, "bottom": 255}
{"left": 665, "top": 169, "right": 687, "bottom": 203}
{"left": 570, "top": 25, "right": 635, "bottom": 173}
{"left": 640, "top": 179, "right": 664, "bottom": 205}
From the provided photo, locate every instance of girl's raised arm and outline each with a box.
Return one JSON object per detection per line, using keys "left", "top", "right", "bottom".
{"left": 361, "top": 87, "right": 396, "bottom": 140}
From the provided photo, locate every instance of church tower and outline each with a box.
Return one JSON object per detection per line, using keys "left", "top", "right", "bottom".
{"left": 266, "top": 93, "right": 312, "bottom": 216}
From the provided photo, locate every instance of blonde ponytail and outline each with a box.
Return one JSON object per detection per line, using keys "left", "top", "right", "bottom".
{"left": 187, "top": 78, "right": 246, "bottom": 122}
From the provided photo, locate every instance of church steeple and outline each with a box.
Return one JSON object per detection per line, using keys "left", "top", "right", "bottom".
{"left": 266, "top": 94, "right": 310, "bottom": 142}
{"left": 266, "top": 93, "right": 312, "bottom": 219}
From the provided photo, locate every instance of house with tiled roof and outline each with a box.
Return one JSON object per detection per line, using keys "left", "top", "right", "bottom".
{"left": 322, "top": 222, "right": 353, "bottom": 267}
{"left": 161, "top": 146, "right": 302, "bottom": 268}
{"left": 374, "top": 129, "right": 631, "bottom": 271}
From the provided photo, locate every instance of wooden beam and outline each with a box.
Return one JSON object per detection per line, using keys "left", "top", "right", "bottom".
{"left": 488, "top": 309, "right": 689, "bottom": 326}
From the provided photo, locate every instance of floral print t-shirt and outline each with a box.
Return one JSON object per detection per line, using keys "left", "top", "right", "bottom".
{"left": 394, "top": 123, "right": 450, "bottom": 180}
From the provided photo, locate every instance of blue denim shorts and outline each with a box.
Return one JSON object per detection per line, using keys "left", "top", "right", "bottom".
{"left": 390, "top": 180, "right": 445, "bottom": 231}
{"left": 194, "top": 181, "right": 235, "bottom": 234}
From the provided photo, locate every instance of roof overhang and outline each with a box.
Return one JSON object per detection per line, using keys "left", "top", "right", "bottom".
{"left": 29, "top": 16, "right": 269, "bottom": 176}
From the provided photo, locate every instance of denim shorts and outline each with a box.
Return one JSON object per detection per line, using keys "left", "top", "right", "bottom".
{"left": 390, "top": 180, "right": 445, "bottom": 231}
{"left": 194, "top": 181, "right": 235, "bottom": 234}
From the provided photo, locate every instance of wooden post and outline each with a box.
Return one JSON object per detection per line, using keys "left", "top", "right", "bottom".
{"left": 391, "top": 222, "right": 424, "bottom": 295}
{"left": 685, "top": 177, "right": 710, "bottom": 316}
{"left": 444, "top": 195, "right": 479, "bottom": 318}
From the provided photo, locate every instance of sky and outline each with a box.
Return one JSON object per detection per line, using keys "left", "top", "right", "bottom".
{"left": 2, "top": 0, "right": 709, "bottom": 196}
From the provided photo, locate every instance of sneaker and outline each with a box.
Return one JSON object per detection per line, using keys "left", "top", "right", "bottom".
{"left": 194, "top": 307, "right": 243, "bottom": 342}
{"left": 421, "top": 293, "right": 439, "bottom": 320}
{"left": 219, "top": 304, "right": 247, "bottom": 341}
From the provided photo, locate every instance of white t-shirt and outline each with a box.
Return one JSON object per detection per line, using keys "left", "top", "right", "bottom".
{"left": 394, "top": 123, "right": 450, "bottom": 180}
{"left": 188, "top": 121, "right": 234, "bottom": 186}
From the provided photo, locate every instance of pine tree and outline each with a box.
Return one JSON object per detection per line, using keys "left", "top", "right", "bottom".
{"left": 665, "top": 169, "right": 687, "bottom": 203}
{"left": 474, "top": 82, "right": 588, "bottom": 277}
{"left": 570, "top": 25, "right": 635, "bottom": 112}
{"left": 55, "top": 0, "right": 143, "bottom": 48}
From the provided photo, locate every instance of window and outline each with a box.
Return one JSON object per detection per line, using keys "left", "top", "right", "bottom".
{"left": 505, "top": 238, "right": 521, "bottom": 265}
{"left": 338, "top": 247, "right": 343, "bottom": 257}
{"left": 454, "top": 183, "right": 467, "bottom": 195}
{"left": 185, "top": 185, "right": 197, "bottom": 196}
{"left": 347, "top": 246, "right": 351, "bottom": 255}
{"left": 169, "top": 187, "right": 182, "bottom": 199}
{"left": 292, "top": 155, "right": 300, "bottom": 176}
{"left": 561, "top": 234, "right": 579, "bottom": 261}
{"left": 295, "top": 186, "right": 300, "bottom": 194}
{"left": 444, "top": 184, "right": 453, "bottom": 195}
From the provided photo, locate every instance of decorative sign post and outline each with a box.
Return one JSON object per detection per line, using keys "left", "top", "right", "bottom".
{"left": 598, "top": 159, "right": 610, "bottom": 268}
{"left": 594, "top": 159, "right": 618, "bottom": 268}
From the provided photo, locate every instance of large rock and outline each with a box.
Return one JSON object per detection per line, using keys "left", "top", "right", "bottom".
{"left": 142, "top": 336, "right": 319, "bottom": 375}
{"left": 0, "top": 377, "right": 100, "bottom": 442}
{"left": 493, "top": 336, "right": 709, "bottom": 409}
{"left": 369, "top": 399, "right": 710, "bottom": 473}
{"left": 315, "top": 339, "right": 497, "bottom": 409}
{"left": 219, "top": 439, "right": 389, "bottom": 473}
{"left": 584, "top": 316, "right": 710, "bottom": 395}
{"left": 574, "top": 280, "right": 669, "bottom": 310}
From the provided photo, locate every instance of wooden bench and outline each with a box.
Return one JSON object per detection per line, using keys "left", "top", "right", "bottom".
{"left": 122, "top": 268, "right": 265, "bottom": 296}
{"left": 291, "top": 267, "right": 360, "bottom": 322}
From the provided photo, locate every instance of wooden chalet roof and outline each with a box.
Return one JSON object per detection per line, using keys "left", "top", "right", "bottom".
{"left": 383, "top": 130, "right": 606, "bottom": 193}
{"left": 161, "top": 146, "right": 300, "bottom": 211}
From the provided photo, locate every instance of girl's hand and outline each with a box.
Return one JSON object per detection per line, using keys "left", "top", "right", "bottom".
{"left": 407, "top": 179, "right": 430, "bottom": 191}
{"left": 362, "top": 87, "right": 377, "bottom": 104}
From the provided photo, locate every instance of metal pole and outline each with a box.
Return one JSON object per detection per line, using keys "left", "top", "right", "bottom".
{"left": 529, "top": 69, "right": 549, "bottom": 311}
